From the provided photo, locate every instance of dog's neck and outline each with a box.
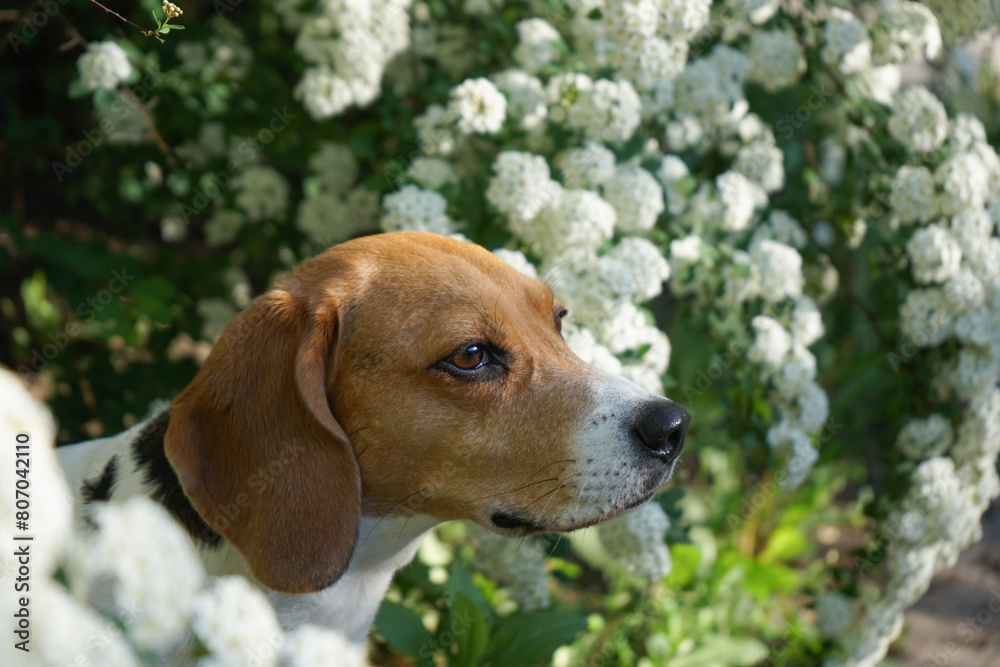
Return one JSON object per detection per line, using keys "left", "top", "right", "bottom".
{"left": 269, "top": 514, "right": 437, "bottom": 641}
{"left": 61, "top": 412, "right": 437, "bottom": 641}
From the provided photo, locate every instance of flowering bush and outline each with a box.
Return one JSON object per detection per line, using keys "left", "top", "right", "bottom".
{"left": 4, "top": 0, "right": 1000, "bottom": 665}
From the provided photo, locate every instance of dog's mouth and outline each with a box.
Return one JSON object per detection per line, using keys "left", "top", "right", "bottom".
{"left": 488, "top": 469, "right": 670, "bottom": 535}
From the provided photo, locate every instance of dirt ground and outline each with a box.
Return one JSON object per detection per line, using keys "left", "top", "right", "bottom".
{"left": 892, "top": 503, "right": 1000, "bottom": 667}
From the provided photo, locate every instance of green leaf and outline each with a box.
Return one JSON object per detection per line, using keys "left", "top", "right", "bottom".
{"left": 667, "top": 636, "right": 769, "bottom": 667}
{"left": 759, "top": 526, "right": 809, "bottom": 564}
{"left": 159, "top": 26, "right": 171, "bottom": 34}
{"left": 451, "top": 592, "right": 490, "bottom": 667}
{"left": 743, "top": 561, "right": 801, "bottom": 602}
{"left": 373, "top": 600, "right": 433, "bottom": 662}
{"left": 170, "top": 24, "right": 185, "bottom": 30}
{"left": 480, "top": 609, "right": 586, "bottom": 666}
{"left": 664, "top": 543, "right": 700, "bottom": 589}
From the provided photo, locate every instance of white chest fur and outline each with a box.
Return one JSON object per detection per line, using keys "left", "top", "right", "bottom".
{"left": 267, "top": 514, "right": 438, "bottom": 642}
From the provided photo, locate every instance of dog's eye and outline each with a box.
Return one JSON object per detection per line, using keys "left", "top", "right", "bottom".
{"left": 451, "top": 345, "right": 488, "bottom": 370}
{"left": 555, "top": 307, "right": 568, "bottom": 333}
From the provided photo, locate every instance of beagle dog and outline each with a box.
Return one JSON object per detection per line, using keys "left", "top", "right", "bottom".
{"left": 56, "top": 231, "right": 690, "bottom": 641}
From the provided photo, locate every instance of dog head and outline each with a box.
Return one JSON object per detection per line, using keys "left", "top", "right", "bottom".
{"left": 166, "top": 231, "right": 689, "bottom": 593}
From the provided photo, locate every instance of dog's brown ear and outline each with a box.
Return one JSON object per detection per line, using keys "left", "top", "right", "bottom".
{"left": 165, "top": 283, "right": 360, "bottom": 594}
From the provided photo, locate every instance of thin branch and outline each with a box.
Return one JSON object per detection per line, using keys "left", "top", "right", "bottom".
{"left": 88, "top": 0, "right": 164, "bottom": 43}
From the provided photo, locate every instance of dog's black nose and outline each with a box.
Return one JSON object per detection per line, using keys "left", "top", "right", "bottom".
{"left": 634, "top": 400, "right": 690, "bottom": 464}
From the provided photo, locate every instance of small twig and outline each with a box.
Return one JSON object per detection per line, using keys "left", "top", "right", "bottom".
{"left": 122, "top": 84, "right": 175, "bottom": 167}
{"left": 87, "top": 0, "right": 165, "bottom": 43}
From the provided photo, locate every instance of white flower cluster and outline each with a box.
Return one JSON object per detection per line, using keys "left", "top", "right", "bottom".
{"left": 822, "top": 8, "right": 872, "bottom": 76}
{"left": 513, "top": 18, "right": 561, "bottom": 74}
{"left": 465, "top": 523, "right": 550, "bottom": 611}
{"left": 77, "top": 41, "right": 132, "bottom": 91}
{"left": 873, "top": 0, "right": 942, "bottom": 65}
{"left": 381, "top": 185, "right": 454, "bottom": 235}
{"left": 294, "top": 0, "right": 411, "bottom": 119}
{"left": 597, "top": 501, "right": 673, "bottom": 580}
{"left": 234, "top": 165, "right": 290, "bottom": 222}
{"left": 69, "top": 497, "right": 205, "bottom": 652}
{"left": 0, "top": 372, "right": 367, "bottom": 666}
{"left": 747, "top": 30, "right": 807, "bottom": 93}
{"left": 448, "top": 77, "right": 507, "bottom": 135}
{"left": 594, "top": 0, "right": 710, "bottom": 92}
{"left": 888, "top": 85, "right": 948, "bottom": 153}
{"left": 833, "top": 97, "right": 1000, "bottom": 667}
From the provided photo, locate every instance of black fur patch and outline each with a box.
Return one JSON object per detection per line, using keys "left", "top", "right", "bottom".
{"left": 132, "top": 410, "right": 222, "bottom": 548}
{"left": 81, "top": 455, "right": 118, "bottom": 504}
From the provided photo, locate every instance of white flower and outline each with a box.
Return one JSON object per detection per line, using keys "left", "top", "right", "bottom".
{"left": 949, "top": 208, "right": 992, "bottom": 257}
{"left": 448, "top": 77, "right": 507, "bottom": 134}
{"left": 492, "top": 248, "right": 538, "bottom": 279}
{"left": 465, "top": 523, "right": 550, "bottom": 611}
{"left": 749, "top": 316, "right": 792, "bottom": 369}
{"left": 734, "top": 138, "right": 785, "bottom": 193}
{"left": 72, "top": 497, "right": 206, "bottom": 653}
{"left": 791, "top": 380, "right": 830, "bottom": 433}
{"left": 493, "top": 69, "right": 547, "bottom": 130}
{"left": 936, "top": 152, "right": 990, "bottom": 216}
{"left": 563, "top": 322, "right": 624, "bottom": 373}
{"left": 235, "top": 166, "right": 289, "bottom": 222}
{"left": 556, "top": 141, "right": 617, "bottom": 189}
{"left": 191, "top": 576, "right": 283, "bottom": 666}
{"left": 922, "top": 0, "right": 998, "bottom": 44}
{"left": 567, "top": 79, "right": 642, "bottom": 142}
{"left": 906, "top": 223, "right": 961, "bottom": 284}
{"left": 524, "top": 190, "right": 616, "bottom": 260}
{"left": 669, "top": 235, "right": 703, "bottom": 266}
{"left": 874, "top": 0, "right": 942, "bottom": 64}
{"left": 888, "top": 86, "right": 948, "bottom": 153}
{"left": 791, "top": 296, "right": 824, "bottom": 346}
{"left": 546, "top": 72, "right": 594, "bottom": 124}
{"left": 750, "top": 240, "right": 804, "bottom": 301}
{"left": 603, "top": 164, "right": 664, "bottom": 233}
{"left": 822, "top": 8, "right": 872, "bottom": 75}
{"left": 752, "top": 210, "right": 807, "bottom": 250}
{"left": 614, "top": 36, "right": 688, "bottom": 92}
{"left": 29, "top": 585, "right": 138, "bottom": 667}
{"left": 598, "top": 502, "right": 672, "bottom": 580}
{"left": 599, "top": 237, "right": 671, "bottom": 302}
{"left": 78, "top": 41, "right": 132, "bottom": 91}
{"left": 279, "top": 625, "right": 368, "bottom": 667}
{"left": 949, "top": 347, "right": 1000, "bottom": 401}
{"left": 720, "top": 250, "right": 759, "bottom": 305}
{"left": 767, "top": 421, "right": 818, "bottom": 488}
{"left": 896, "top": 414, "right": 953, "bottom": 460}
{"left": 414, "top": 104, "right": 457, "bottom": 155}
{"left": 657, "top": 155, "right": 692, "bottom": 216}
{"left": 674, "top": 49, "right": 748, "bottom": 124}
{"left": 748, "top": 31, "right": 807, "bottom": 92}
{"left": 295, "top": 66, "right": 354, "bottom": 120}
{"left": 948, "top": 112, "right": 987, "bottom": 150}
{"left": 716, "top": 170, "right": 761, "bottom": 232}
{"left": 0, "top": 370, "right": 72, "bottom": 581}
{"left": 309, "top": 142, "right": 357, "bottom": 194}
{"left": 513, "top": 18, "right": 561, "bottom": 73}
{"left": 816, "top": 591, "right": 856, "bottom": 639}
{"left": 407, "top": 156, "right": 458, "bottom": 190}
{"left": 890, "top": 165, "right": 938, "bottom": 224}
{"left": 297, "top": 189, "right": 376, "bottom": 243}
{"left": 487, "top": 151, "right": 562, "bottom": 224}
{"left": 381, "top": 185, "right": 454, "bottom": 235}
{"left": 898, "top": 287, "right": 952, "bottom": 346}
